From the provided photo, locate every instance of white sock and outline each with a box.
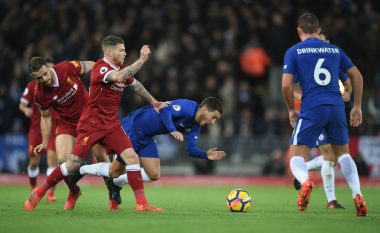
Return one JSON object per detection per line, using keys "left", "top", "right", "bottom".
{"left": 60, "top": 163, "right": 69, "bottom": 176}
{"left": 290, "top": 156, "right": 309, "bottom": 184}
{"left": 338, "top": 154, "right": 362, "bottom": 198}
{"left": 79, "top": 162, "right": 111, "bottom": 177}
{"left": 113, "top": 168, "right": 152, "bottom": 187}
{"left": 27, "top": 167, "right": 39, "bottom": 178}
{"left": 321, "top": 160, "right": 336, "bottom": 202}
{"left": 46, "top": 167, "right": 55, "bottom": 176}
{"left": 306, "top": 155, "right": 323, "bottom": 171}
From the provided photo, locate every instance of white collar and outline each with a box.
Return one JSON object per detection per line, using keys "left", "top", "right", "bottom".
{"left": 103, "top": 57, "right": 120, "bottom": 70}
{"left": 50, "top": 68, "right": 59, "bottom": 87}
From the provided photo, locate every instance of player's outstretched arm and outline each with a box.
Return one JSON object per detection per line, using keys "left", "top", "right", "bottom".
{"left": 108, "top": 45, "right": 151, "bottom": 83}
{"left": 206, "top": 148, "right": 226, "bottom": 160}
{"left": 346, "top": 66, "right": 363, "bottom": 127}
{"left": 34, "top": 109, "right": 52, "bottom": 155}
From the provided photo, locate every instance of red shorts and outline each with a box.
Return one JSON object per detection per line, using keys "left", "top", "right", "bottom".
{"left": 55, "top": 119, "right": 78, "bottom": 137}
{"left": 72, "top": 123, "right": 133, "bottom": 159}
{"left": 28, "top": 128, "right": 56, "bottom": 157}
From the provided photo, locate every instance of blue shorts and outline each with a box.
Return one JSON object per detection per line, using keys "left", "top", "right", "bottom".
{"left": 290, "top": 105, "right": 348, "bottom": 147}
{"left": 122, "top": 116, "right": 159, "bottom": 158}
{"left": 316, "top": 130, "right": 329, "bottom": 147}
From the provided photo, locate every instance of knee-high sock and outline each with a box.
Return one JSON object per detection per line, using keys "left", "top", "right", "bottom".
{"left": 113, "top": 168, "right": 152, "bottom": 187}
{"left": 338, "top": 154, "right": 362, "bottom": 198}
{"left": 38, "top": 163, "right": 67, "bottom": 196}
{"left": 126, "top": 164, "right": 147, "bottom": 205}
{"left": 306, "top": 155, "right": 323, "bottom": 171}
{"left": 290, "top": 156, "right": 309, "bottom": 184}
{"left": 79, "top": 162, "right": 111, "bottom": 177}
{"left": 321, "top": 160, "right": 336, "bottom": 202}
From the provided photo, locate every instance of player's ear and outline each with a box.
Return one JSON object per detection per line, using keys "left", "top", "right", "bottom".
{"left": 316, "top": 27, "right": 321, "bottom": 35}
{"left": 296, "top": 27, "right": 302, "bottom": 37}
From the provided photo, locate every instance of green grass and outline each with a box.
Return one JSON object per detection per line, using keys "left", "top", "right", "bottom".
{"left": 0, "top": 184, "right": 379, "bottom": 233}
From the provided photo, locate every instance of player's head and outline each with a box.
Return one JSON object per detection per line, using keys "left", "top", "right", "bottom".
{"left": 196, "top": 97, "right": 223, "bottom": 126}
{"left": 297, "top": 13, "right": 321, "bottom": 40}
{"left": 102, "top": 35, "right": 126, "bottom": 67}
{"left": 318, "top": 30, "right": 329, "bottom": 43}
{"left": 29, "top": 57, "right": 53, "bottom": 86}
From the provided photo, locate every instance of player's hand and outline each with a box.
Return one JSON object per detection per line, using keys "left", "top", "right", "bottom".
{"left": 33, "top": 142, "right": 47, "bottom": 156}
{"left": 288, "top": 110, "right": 299, "bottom": 128}
{"left": 342, "top": 92, "right": 351, "bottom": 102}
{"left": 152, "top": 100, "right": 170, "bottom": 113}
{"left": 140, "top": 45, "right": 151, "bottom": 62}
{"left": 170, "top": 131, "right": 184, "bottom": 141}
{"left": 24, "top": 108, "right": 33, "bottom": 118}
{"left": 207, "top": 148, "right": 226, "bottom": 160}
{"left": 350, "top": 106, "right": 362, "bottom": 127}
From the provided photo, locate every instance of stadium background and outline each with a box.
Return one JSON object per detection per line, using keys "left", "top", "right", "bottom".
{"left": 0, "top": 0, "right": 380, "bottom": 178}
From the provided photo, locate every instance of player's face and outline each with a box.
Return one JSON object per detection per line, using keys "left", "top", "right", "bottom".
{"left": 32, "top": 65, "right": 53, "bottom": 87}
{"left": 199, "top": 109, "right": 222, "bottom": 126}
{"left": 112, "top": 43, "right": 127, "bottom": 67}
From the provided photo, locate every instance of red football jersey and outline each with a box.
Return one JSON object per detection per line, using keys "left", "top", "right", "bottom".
{"left": 34, "top": 61, "right": 88, "bottom": 123}
{"left": 79, "top": 58, "right": 134, "bottom": 129}
{"left": 20, "top": 80, "right": 40, "bottom": 130}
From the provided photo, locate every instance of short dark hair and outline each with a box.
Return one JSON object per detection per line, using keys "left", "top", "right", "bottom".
{"left": 102, "top": 35, "right": 125, "bottom": 50}
{"left": 200, "top": 97, "right": 223, "bottom": 115}
{"left": 297, "top": 13, "right": 319, "bottom": 34}
{"left": 28, "top": 57, "right": 47, "bottom": 73}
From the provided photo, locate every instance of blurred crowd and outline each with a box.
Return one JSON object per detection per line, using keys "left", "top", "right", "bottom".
{"left": 1, "top": 0, "right": 380, "bottom": 141}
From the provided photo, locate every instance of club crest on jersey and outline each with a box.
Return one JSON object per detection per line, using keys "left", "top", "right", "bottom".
{"left": 70, "top": 61, "right": 80, "bottom": 68}
{"left": 173, "top": 105, "right": 181, "bottom": 111}
{"left": 66, "top": 76, "right": 74, "bottom": 85}
{"left": 100, "top": 66, "right": 108, "bottom": 74}
{"left": 82, "top": 136, "right": 90, "bottom": 146}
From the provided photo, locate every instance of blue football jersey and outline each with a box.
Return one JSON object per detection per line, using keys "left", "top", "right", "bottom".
{"left": 121, "top": 99, "right": 207, "bottom": 158}
{"left": 283, "top": 38, "right": 354, "bottom": 111}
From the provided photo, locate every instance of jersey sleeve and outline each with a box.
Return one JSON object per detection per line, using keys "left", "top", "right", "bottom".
{"left": 67, "top": 61, "right": 83, "bottom": 75}
{"left": 20, "top": 82, "right": 34, "bottom": 106}
{"left": 283, "top": 49, "right": 297, "bottom": 75}
{"left": 339, "top": 71, "right": 349, "bottom": 82}
{"left": 184, "top": 127, "right": 208, "bottom": 159}
{"left": 158, "top": 100, "right": 195, "bottom": 133}
{"left": 339, "top": 49, "right": 355, "bottom": 72}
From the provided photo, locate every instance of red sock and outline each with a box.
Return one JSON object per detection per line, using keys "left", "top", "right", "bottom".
{"left": 38, "top": 166, "right": 65, "bottom": 196}
{"left": 29, "top": 177, "right": 37, "bottom": 189}
{"left": 127, "top": 170, "right": 147, "bottom": 205}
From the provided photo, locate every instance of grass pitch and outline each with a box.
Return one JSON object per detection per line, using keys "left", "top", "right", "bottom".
{"left": 0, "top": 183, "right": 379, "bottom": 233}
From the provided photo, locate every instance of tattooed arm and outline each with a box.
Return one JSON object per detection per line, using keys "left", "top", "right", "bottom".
{"left": 108, "top": 45, "right": 151, "bottom": 83}
{"left": 130, "top": 79, "right": 169, "bottom": 112}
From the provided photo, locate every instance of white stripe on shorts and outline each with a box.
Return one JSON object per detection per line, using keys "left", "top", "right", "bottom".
{"left": 292, "top": 118, "right": 302, "bottom": 145}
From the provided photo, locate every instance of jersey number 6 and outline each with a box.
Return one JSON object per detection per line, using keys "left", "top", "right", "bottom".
{"left": 314, "top": 58, "right": 331, "bottom": 86}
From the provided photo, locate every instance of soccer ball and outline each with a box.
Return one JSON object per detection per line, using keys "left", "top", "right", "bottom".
{"left": 226, "top": 189, "right": 252, "bottom": 212}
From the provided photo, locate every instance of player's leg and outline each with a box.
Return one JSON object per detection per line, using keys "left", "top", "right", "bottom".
{"left": 46, "top": 149, "right": 57, "bottom": 202}
{"left": 289, "top": 113, "right": 324, "bottom": 211}
{"left": 91, "top": 143, "right": 119, "bottom": 210}
{"left": 27, "top": 131, "right": 42, "bottom": 189}
{"left": 319, "top": 144, "right": 344, "bottom": 209}
{"left": 27, "top": 155, "right": 40, "bottom": 189}
{"left": 332, "top": 144, "right": 367, "bottom": 216}
{"left": 24, "top": 128, "right": 95, "bottom": 211}
{"left": 104, "top": 129, "right": 163, "bottom": 212}
{"left": 328, "top": 105, "right": 367, "bottom": 216}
